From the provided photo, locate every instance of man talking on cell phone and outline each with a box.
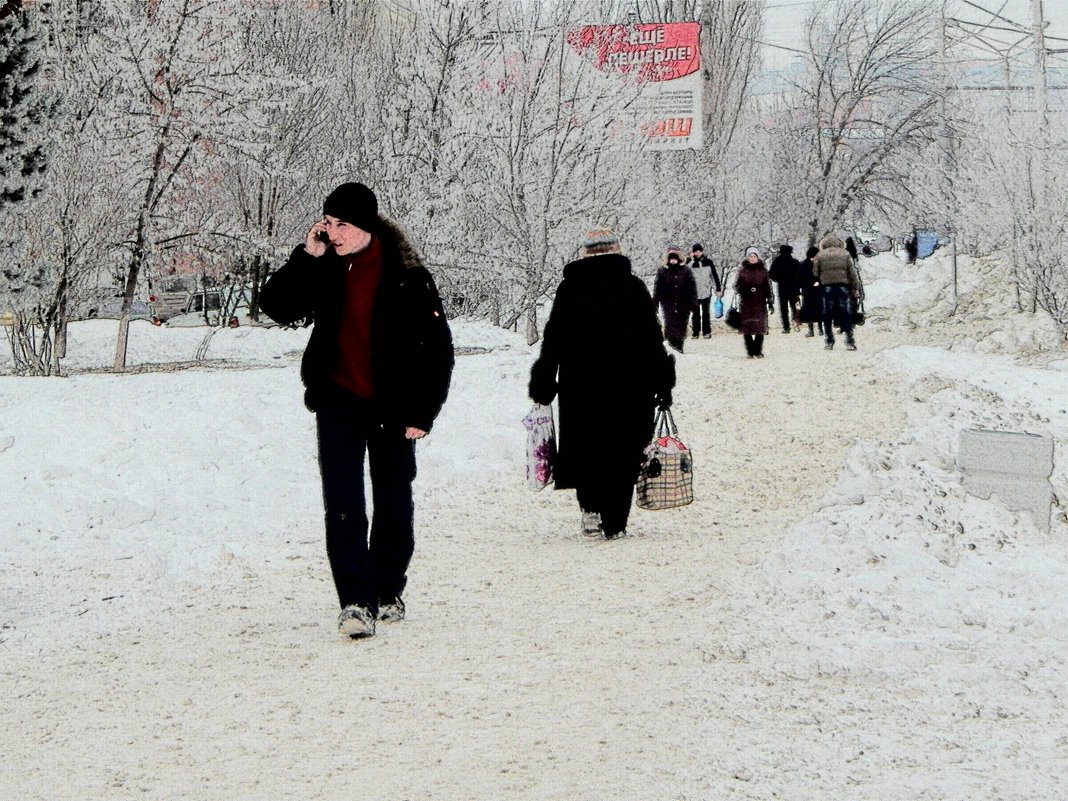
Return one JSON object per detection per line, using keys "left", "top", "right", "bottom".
{"left": 259, "top": 182, "right": 454, "bottom": 640}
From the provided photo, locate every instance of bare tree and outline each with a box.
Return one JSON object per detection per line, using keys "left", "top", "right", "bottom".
{"left": 462, "top": 0, "right": 647, "bottom": 343}
{"left": 98, "top": 0, "right": 267, "bottom": 369}
{"left": 700, "top": 0, "right": 763, "bottom": 156}
{"left": 779, "top": 0, "right": 942, "bottom": 244}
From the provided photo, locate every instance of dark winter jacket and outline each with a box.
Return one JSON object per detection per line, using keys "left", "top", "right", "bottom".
{"left": 768, "top": 249, "right": 802, "bottom": 299}
{"left": 652, "top": 263, "right": 698, "bottom": 342}
{"left": 812, "top": 235, "right": 861, "bottom": 290}
{"left": 529, "top": 253, "right": 675, "bottom": 490}
{"left": 734, "top": 260, "right": 774, "bottom": 336}
{"left": 798, "top": 253, "right": 821, "bottom": 324}
{"left": 259, "top": 217, "right": 454, "bottom": 432}
{"left": 686, "top": 255, "right": 721, "bottom": 299}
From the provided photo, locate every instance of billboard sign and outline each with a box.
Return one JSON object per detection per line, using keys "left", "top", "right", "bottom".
{"left": 566, "top": 22, "right": 703, "bottom": 150}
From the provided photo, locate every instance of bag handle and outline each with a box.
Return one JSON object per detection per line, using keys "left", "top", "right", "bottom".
{"left": 654, "top": 407, "right": 679, "bottom": 438}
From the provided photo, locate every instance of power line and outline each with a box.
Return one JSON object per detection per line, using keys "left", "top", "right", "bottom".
{"left": 948, "top": 0, "right": 1011, "bottom": 41}
{"left": 959, "top": 0, "right": 1030, "bottom": 33}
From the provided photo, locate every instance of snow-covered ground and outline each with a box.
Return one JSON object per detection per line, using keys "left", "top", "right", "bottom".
{"left": 2, "top": 250, "right": 1066, "bottom": 800}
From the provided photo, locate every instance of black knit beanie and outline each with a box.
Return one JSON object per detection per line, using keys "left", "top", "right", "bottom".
{"left": 323, "top": 182, "right": 379, "bottom": 230}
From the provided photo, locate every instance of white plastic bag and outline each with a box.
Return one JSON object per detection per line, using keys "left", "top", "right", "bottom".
{"left": 522, "top": 404, "right": 556, "bottom": 491}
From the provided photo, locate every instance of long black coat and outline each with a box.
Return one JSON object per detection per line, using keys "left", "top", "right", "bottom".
{"left": 529, "top": 253, "right": 675, "bottom": 491}
{"left": 259, "top": 218, "right": 454, "bottom": 432}
{"left": 798, "top": 257, "right": 821, "bottom": 324}
{"left": 652, "top": 263, "right": 698, "bottom": 343}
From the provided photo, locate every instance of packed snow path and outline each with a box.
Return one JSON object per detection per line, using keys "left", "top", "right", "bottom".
{"left": 2, "top": 319, "right": 1063, "bottom": 800}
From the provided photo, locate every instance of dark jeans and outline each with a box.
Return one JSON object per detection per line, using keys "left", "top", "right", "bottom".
{"left": 744, "top": 333, "right": 764, "bottom": 356}
{"left": 316, "top": 387, "right": 416, "bottom": 611}
{"left": 821, "top": 286, "right": 854, "bottom": 345}
{"left": 691, "top": 297, "right": 712, "bottom": 336}
{"left": 777, "top": 293, "right": 797, "bottom": 332}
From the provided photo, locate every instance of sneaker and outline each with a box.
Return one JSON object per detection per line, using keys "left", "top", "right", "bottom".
{"left": 845, "top": 342, "right": 857, "bottom": 351}
{"left": 805, "top": 330, "right": 814, "bottom": 338}
{"left": 824, "top": 342, "right": 834, "bottom": 350}
{"left": 691, "top": 333, "right": 699, "bottom": 339}
{"left": 581, "top": 511, "right": 603, "bottom": 539}
{"left": 338, "top": 605, "right": 375, "bottom": 639}
{"left": 702, "top": 333, "right": 711, "bottom": 339}
{"left": 603, "top": 529, "right": 625, "bottom": 540}
{"left": 377, "top": 597, "right": 406, "bottom": 623}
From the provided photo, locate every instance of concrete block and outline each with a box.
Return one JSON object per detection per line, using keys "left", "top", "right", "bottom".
{"left": 958, "top": 429, "right": 1054, "bottom": 533}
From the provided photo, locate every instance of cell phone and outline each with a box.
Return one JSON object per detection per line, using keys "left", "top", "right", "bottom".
{"left": 315, "top": 230, "right": 330, "bottom": 244}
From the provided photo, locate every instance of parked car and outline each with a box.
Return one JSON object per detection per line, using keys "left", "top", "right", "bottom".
{"left": 148, "top": 277, "right": 196, "bottom": 322}
{"left": 72, "top": 287, "right": 152, "bottom": 321}
{"left": 149, "top": 277, "right": 223, "bottom": 323}
{"left": 95, "top": 298, "right": 153, "bottom": 321}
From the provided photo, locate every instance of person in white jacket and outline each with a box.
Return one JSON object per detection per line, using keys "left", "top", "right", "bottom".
{"left": 686, "top": 243, "right": 722, "bottom": 339}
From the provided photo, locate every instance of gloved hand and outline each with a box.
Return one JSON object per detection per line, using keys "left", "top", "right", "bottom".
{"left": 528, "top": 359, "right": 558, "bottom": 405}
{"left": 655, "top": 389, "right": 672, "bottom": 410}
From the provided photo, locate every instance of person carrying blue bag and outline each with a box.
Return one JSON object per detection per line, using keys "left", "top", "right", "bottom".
{"left": 687, "top": 243, "right": 722, "bottom": 338}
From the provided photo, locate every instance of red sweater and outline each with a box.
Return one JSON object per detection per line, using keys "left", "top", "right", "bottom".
{"left": 331, "top": 237, "right": 383, "bottom": 398}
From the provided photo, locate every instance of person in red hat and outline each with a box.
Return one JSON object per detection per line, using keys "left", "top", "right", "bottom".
{"left": 260, "top": 182, "right": 454, "bottom": 640}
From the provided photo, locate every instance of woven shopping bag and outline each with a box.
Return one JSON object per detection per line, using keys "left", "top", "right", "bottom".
{"left": 636, "top": 408, "right": 694, "bottom": 511}
{"left": 522, "top": 404, "right": 557, "bottom": 490}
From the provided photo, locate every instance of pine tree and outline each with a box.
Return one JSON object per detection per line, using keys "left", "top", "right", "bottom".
{"left": 0, "top": 1, "right": 49, "bottom": 213}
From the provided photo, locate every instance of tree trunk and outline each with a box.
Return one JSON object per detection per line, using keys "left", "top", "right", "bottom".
{"left": 525, "top": 305, "right": 538, "bottom": 346}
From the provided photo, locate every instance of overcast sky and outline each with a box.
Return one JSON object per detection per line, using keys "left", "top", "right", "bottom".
{"left": 761, "top": 0, "right": 1068, "bottom": 70}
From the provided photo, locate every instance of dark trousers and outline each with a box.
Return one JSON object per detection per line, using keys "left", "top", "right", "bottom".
{"left": 577, "top": 471, "right": 638, "bottom": 537}
{"left": 691, "top": 297, "right": 712, "bottom": 336}
{"left": 821, "top": 286, "right": 854, "bottom": 345}
{"left": 744, "top": 334, "right": 764, "bottom": 356}
{"left": 777, "top": 293, "right": 797, "bottom": 332}
{"left": 316, "top": 388, "right": 416, "bottom": 611}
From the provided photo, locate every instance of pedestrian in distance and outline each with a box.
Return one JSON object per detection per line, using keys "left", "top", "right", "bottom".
{"left": 768, "top": 244, "right": 802, "bottom": 334}
{"left": 653, "top": 246, "right": 698, "bottom": 353}
{"left": 529, "top": 230, "right": 675, "bottom": 540}
{"left": 845, "top": 236, "right": 859, "bottom": 265}
{"left": 686, "top": 243, "right": 722, "bottom": 339}
{"left": 259, "top": 182, "right": 455, "bottom": 640}
{"left": 812, "top": 234, "right": 862, "bottom": 351}
{"left": 734, "top": 247, "right": 774, "bottom": 358}
{"left": 798, "top": 245, "right": 822, "bottom": 338}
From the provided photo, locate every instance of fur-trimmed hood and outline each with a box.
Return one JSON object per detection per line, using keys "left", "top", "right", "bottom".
{"left": 819, "top": 235, "right": 845, "bottom": 250}
{"left": 376, "top": 216, "right": 425, "bottom": 272}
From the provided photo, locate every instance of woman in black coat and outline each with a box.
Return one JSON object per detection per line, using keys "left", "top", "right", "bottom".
{"left": 798, "top": 245, "right": 822, "bottom": 337}
{"left": 529, "top": 231, "right": 675, "bottom": 540}
{"left": 734, "top": 247, "right": 774, "bottom": 358}
{"left": 652, "top": 247, "right": 698, "bottom": 353}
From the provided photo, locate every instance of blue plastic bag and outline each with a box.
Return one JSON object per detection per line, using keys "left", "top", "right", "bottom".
{"left": 713, "top": 297, "right": 724, "bottom": 319}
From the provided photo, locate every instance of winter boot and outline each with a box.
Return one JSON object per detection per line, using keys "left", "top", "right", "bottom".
{"left": 377, "top": 597, "right": 406, "bottom": 623}
{"left": 338, "top": 605, "right": 376, "bottom": 639}
{"left": 581, "top": 511, "right": 604, "bottom": 539}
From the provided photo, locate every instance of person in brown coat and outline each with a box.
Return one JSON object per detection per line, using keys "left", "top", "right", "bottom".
{"left": 734, "top": 247, "right": 774, "bottom": 358}
{"left": 812, "top": 234, "right": 862, "bottom": 350}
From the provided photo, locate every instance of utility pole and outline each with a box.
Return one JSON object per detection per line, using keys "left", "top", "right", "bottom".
{"left": 1029, "top": 0, "right": 1047, "bottom": 313}
{"left": 1032, "top": 0, "right": 1048, "bottom": 128}
{"left": 940, "top": 0, "right": 958, "bottom": 311}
